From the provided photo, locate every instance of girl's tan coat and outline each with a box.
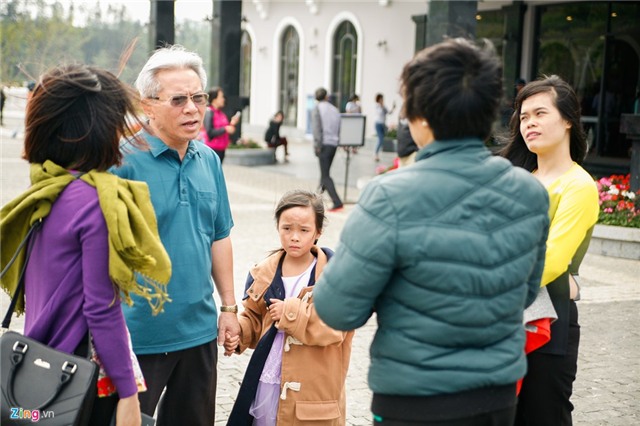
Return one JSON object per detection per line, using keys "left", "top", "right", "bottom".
{"left": 238, "top": 247, "right": 354, "bottom": 425}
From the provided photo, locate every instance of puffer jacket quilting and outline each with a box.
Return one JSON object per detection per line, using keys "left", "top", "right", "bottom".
{"left": 314, "top": 138, "right": 550, "bottom": 396}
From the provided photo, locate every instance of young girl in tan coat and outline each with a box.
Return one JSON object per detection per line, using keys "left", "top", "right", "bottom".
{"left": 226, "top": 190, "right": 353, "bottom": 426}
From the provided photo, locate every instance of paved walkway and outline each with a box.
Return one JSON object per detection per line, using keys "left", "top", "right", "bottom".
{"left": 1, "top": 109, "right": 639, "bottom": 425}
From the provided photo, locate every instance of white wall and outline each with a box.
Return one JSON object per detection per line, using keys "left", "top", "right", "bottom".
{"left": 243, "top": 1, "right": 426, "bottom": 136}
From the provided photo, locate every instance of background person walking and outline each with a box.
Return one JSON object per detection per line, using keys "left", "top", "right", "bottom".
{"left": 312, "top": 87, "right": 343, "bottom": 212}
{"left": 373, "top": 93, "right": 395, "bottom": 161}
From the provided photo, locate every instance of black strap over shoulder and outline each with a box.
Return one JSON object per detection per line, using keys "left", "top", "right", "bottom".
{"left": 1, "top": 220, "right": 43, "bottom": 329}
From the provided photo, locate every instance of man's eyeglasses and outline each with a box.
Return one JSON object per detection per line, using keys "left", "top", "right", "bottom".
{"left": 151, "top": 93, "right": 209, "bottom": 107}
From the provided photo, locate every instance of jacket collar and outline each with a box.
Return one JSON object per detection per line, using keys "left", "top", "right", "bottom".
{"left": 415, "top": 138, "right": 487, "bottom": 162}
{"left": 246, "top": 246, "right": 329, "bottom": 304}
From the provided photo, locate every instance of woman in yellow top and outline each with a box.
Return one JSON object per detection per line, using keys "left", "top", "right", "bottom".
{"left": 501, "top": 75, "right": 599, "bottom": 426}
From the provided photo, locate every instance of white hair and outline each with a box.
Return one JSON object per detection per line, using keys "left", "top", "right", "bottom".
{"left": 135, "top": 45, "right": 207, "bottom": 98}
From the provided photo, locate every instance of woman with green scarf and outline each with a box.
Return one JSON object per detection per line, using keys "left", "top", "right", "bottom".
{"left": 0, "top": 64, "right": 171, "bottom": 426}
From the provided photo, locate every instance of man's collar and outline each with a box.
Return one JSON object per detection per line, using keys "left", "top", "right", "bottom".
{"left": 143, "top": 130, "right": 202, "bottom": 159}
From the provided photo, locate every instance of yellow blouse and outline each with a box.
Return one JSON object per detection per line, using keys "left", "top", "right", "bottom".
{"left": 540, "top": 163, "right": 599, "bottom": 286}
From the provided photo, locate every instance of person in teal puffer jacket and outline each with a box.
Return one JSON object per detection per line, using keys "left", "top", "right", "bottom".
{"left": 314, "top": 38, "right": 551, "bottom": 426}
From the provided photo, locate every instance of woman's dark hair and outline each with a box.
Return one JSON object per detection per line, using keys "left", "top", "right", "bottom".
{"left": 23, "top": 64, "right": 143, "bottom": 171}
{"left": 275, "top": 190, "right": 326, "bottom": 233}
{"left": 500, "top": 75, "right": 587, "bottom": 172}
{"left": 400, "top": 38, "right": 503, "bottom": 141}
{"left": 208, "top": 86, "right": 222, "bottom": 105}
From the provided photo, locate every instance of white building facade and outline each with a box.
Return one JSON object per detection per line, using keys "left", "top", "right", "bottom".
{"left": 238, "top": 0, "right": 639, "bottom": 166}
{"left": 241, "top": 1, "right": 427, "bottom": 136}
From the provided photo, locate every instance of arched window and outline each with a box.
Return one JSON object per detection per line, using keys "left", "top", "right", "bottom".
{"left": 240, "top": 30, "right": 252, "bottom": 122}
{"left": 332, "top": 21, "right": 358, "bottom": 112}
{"left": 280, "top": 25, "right": 300, "bottom": 126}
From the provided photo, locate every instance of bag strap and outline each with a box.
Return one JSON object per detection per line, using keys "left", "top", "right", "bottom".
{"left": 1, "top": 219, "right": 42, "bottom": 329}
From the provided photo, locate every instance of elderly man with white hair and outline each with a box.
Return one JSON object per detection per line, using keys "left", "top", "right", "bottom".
{"left": 112, "top": 45, "right": 239, "bottom": 425}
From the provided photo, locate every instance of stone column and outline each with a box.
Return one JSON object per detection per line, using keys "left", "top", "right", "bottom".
{"left": 149, "top": 0, "right": 175, "bottom": 50}
{"left": 501, "top": 1, "right": 526, "bottom": 101}
{"left": 620, "top": 114, "right": 640, "bottom": 192}
{"left": 211, "top": 0, "right": 242, "bottom": 142}
{"left": 426, "top": 1, "right": 478, "bottom": 47}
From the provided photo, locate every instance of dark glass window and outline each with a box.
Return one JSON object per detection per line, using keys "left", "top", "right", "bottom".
{"left": 331, "top": 21, "right": 358, "bottom": 112}
{"left": 280, "top": 26, "right": 300, "bottom": 126}
{"left": 475, "top": 10, "right": 505, "bottom": 58}
{"left": 537, "top": 1, "right": 639, "bottom": 157}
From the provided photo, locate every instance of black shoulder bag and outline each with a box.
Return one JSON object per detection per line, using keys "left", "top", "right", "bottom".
{"left": 1, "top": 220, "right": 99, "bottom": 425}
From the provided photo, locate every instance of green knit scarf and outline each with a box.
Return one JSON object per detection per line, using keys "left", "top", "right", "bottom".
{"left": 1, "top": 160, "right": 171, "bottom": 315}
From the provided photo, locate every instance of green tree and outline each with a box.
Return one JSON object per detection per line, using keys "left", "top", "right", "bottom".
{"left": 1, "top": 0, "right": 149, "bottom": 85}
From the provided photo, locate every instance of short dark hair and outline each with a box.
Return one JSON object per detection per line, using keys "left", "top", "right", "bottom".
{"left": 275, "top": 189, "right": 326, "bottom": 233}
{"left": 208, "top": 86, "right": 222, "bottom": 105}
{"left": 400, "top": 38, "right": 503, "bottom": 141}
{"left": 315, "top": 87, "right": 327, "bottom": 101}
{"left": 500, "top": 75, "right": 587, "bottom": 171}
{"left": 23, "top": 64, "right": 144, "bottom": 171}
{"left": 375, "top": 93, "right": 383, "bottom": 103}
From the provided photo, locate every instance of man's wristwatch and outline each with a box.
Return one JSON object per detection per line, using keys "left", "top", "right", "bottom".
{"left": 220, "top": 304, "right": 238, "bottom": 313}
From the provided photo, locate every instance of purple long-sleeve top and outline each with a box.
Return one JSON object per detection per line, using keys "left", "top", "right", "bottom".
{"left": 24, "top": 179, "right": 137, "bottom": 398}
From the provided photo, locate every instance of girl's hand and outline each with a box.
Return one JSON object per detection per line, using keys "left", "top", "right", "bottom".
{"left": 116, "top": 394, "right": 141, "bottom": 426}
{"left": 268, "top": 298, "right": 284, "bottom": 322}
{"left": 225, "top": 124, "right": 236, "bottom": 135}
{"left": 223, "top": 331, "right": 240, "bottom": 356}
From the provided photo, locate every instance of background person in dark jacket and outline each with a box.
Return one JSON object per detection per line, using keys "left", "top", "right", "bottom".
{"left": 395, "top": 112, "right": 418, "bottom": 167}
{"left": 0, "top": 85, "right": 6, "bottom": 126}
{"left": 314, "top": 38, "right": 550, "bottom": 426}
{"left": 264, "top": 110, "right": 289, "bottom": 161}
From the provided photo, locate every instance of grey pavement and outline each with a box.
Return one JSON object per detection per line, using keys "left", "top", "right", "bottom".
{"left": 1, "top": 101, "right": 639, "bottom": 425}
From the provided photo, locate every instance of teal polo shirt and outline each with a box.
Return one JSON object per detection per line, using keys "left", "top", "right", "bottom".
{"left": 111, "top": 131, "right": 234, "bottom": 354}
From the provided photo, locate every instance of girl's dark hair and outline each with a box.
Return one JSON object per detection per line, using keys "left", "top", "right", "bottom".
{"left": 275, "top": 190, "right": 326, "bottom": 232}
{"left": 375, "top": 93, "right": 383, "bottom": 103}
{"left": 23, "top": 64, "right": 144, "bottom": 171}
{"left": 500, "top": 75, "right": 587, "bottom": 172}
{"left": 400, "top": 38, "right": 502, "bottom": 141}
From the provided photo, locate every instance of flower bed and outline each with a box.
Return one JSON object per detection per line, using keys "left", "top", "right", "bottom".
{"left": 225, "top": 138, "right": 275, "bottom": 166}
{"left": 596, "top": 174, "right": 639, "bottom": 228}
{"left": 228, "top": 138, "right": 263, "bottom": 149}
